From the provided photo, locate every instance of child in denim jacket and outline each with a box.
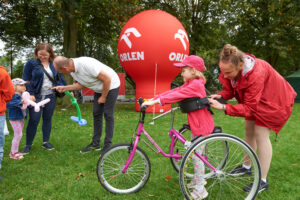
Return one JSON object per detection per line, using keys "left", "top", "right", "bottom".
{"left": 6, "top": 78, "right": 29, "bottom": 160}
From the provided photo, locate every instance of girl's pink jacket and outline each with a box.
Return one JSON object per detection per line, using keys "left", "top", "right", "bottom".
{"left": 218, "top": 55, "right": 297, "bottom": 133}
{"left": 155, "top": 78, "right": 214, "bottom": 136}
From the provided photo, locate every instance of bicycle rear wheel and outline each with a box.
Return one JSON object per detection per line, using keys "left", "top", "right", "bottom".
{"left": 96, "top": 143, "right": 151, "bottom": 194}
{"left": 179, "top": 133, "right": 261, "bottom": 200}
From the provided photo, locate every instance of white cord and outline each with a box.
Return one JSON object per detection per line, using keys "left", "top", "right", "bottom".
{"left": 150, "top": 63, "right": 158, "bottom": 125}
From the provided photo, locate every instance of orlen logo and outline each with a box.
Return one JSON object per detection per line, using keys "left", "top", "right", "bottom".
{"left": 119, "top": 27, "right": 144, "bottom": 62}
{"left": 120, "top": 27, "right": 141, "bottom": 49}
{"left": 174, "top": 29, "right": 189, "bottom": 51}
{"left": 169, "top": 29, "right": 189, "bottom": 62}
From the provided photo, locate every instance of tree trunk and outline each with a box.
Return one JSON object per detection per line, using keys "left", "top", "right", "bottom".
{"left": 60, "top": 0, "right": 79, "bottom": 105}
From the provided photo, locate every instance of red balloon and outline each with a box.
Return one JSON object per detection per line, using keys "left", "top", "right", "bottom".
{"left": 118, "top": 10, "right": 189, "bottom": 112}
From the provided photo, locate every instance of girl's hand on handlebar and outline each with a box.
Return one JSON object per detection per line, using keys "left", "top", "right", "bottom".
{"left": 210, "top": 94, "right": 222, "bottom": 99}
{"left": 141, "top": 99, "right": 159, "bottom": 107}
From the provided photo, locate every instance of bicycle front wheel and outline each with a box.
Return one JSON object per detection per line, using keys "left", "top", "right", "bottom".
{"left": 179, "top": 133, "right": 261, "bottom": 200}
{"left": 96, "top": 143, "right": 151, "bottom": 194}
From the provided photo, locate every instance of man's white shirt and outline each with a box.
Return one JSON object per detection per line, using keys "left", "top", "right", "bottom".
{"left": 71, "top": 57, "right": 120, "bottom": 93}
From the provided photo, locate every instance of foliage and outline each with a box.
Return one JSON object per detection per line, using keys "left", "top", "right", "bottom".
{"left": 0, "top": 55, "right": 24, "bottom": 78}
{"left": 0, "top": 103, "right": 299, "bottom": 199}
{"left": 0, "top": 0, "right": 299, "bottom": 89}
{"left": 225, "top": 0, "right": 300, "bottom": 75}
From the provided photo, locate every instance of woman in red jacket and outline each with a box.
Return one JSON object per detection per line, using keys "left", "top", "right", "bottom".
{"left": 209, "top": 44, "right": 297, "bottom": 193}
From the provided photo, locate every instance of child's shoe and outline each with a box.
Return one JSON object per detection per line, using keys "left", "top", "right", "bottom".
{"left": 191, "top": 188, "right": 208, "bottom": 200}
{"left": 9, "top": 152, "right": 24, "bottom": 160}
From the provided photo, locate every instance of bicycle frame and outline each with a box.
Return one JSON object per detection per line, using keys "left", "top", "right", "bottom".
{"left": 122, "top": 107, "right": 217, "bottom": 173}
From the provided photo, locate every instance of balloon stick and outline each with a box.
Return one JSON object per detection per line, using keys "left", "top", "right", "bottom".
{"left": 65, "top": 91, "right": 87, "bottom": 126}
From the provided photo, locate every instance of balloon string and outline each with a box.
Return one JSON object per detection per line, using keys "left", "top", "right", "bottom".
{"left": 153, "top": 63, "right": 157, "bottom": 120}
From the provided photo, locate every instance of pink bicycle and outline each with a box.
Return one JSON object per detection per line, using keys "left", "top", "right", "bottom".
{"left": 96, "top": 98, "right": 261, "bottom": 200}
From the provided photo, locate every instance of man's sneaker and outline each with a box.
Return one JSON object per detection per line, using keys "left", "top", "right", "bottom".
{"left": 21, "top": 145, "right": 31, "bottom": 155}
{"left": 80, "top": 143, "right": 101, "bottom": 154}
{"left": 228, "top": 165, "right": 252, "bottom": 176}
{"left": 244, "top": 180, "right": 269, "bottom": 193}
{"left": 99, "top": 144, "right": 111, "bottom": 155}
{"left": 42, "top": 142, "right": 54, "bottom": 150}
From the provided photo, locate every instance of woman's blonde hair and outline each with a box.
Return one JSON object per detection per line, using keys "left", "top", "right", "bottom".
{"left": 220, "top": 44, "right": 244, "bottom": 67}
{"left": 34, "top": 43, "right": 56, "bottom": 61}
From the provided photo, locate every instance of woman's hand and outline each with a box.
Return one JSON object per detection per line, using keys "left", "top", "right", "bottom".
{"left": 209, "top": 98, "right": 226, "bottom": 111}
{"left": 210, "top": 94, "right": 222, "bottom": 99}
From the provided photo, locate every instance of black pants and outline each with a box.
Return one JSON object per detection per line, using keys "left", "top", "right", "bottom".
{"left": 92, "top": 87, "right": 119, "bottom": 147}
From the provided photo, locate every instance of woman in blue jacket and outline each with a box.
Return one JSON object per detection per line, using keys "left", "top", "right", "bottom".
{"left": 21, "top": 43, "right": 66, "bottom": 154}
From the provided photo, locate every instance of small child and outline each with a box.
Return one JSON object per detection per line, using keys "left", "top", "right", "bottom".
{"left": 142, "top": 55, "right": 214, "bottom": 199}
{"left": 6, "top": 78, "right": 29, "bottom": 160}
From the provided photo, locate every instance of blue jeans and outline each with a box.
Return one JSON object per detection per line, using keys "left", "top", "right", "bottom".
{"left": 0, "top": 114, "right": 5, "bottom": 169}
{"left": 25, "top": 94, "right": 56, "bottom": 146}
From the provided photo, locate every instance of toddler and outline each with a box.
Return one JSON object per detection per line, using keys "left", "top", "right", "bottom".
{"left": 6, "top": 78, "right": 29, "bottom": 160}
{"left": 142, "top": 55, "right": 214, "bottom": 199}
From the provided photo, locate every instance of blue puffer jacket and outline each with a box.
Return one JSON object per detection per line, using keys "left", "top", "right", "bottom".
{"left": 6, "top": 94, "right": 24, "bottom": 120}
{"left": 22, "top": 58, "right": 66, "bottom": 98}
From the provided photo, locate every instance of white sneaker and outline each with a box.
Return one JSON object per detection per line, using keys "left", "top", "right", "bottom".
{"left": 191, "top": 188, "right": 208, "bottom": 200}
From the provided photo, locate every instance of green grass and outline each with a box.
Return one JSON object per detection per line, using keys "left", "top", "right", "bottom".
{"left": 0, "top": 103, "right": 299, "bottom": 200}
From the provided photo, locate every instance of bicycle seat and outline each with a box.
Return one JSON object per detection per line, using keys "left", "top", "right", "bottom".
{"left": 188, "top": 126, "right": 223, "bottom": 142}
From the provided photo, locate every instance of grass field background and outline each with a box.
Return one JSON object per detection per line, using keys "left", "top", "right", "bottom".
{"left": 0, "top": 102, "right": 299, "bottom": 200}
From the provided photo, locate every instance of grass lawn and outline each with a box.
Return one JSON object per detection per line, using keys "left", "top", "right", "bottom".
{"left": 0, "top": 102, "right": 299, "bottom": 200}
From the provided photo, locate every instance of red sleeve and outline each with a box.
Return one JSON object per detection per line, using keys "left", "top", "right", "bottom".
{"left": 0, "top": 67, "right": 14, "bottom": 102}
{"left": 217, "top": 73, "right": 234, "bottom": 100}
{"left": 159, "top": 79, "right": 206, "bottom": 105}
{"left": 226, "top": 72, "right": 264, "bottom": 117}
{"left": 153, "top": 86, "right": 182, "bottom": 100}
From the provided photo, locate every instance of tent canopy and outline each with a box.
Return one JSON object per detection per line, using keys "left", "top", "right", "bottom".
{"left": 286, "top": 69, "right": 300, "bottom": 103}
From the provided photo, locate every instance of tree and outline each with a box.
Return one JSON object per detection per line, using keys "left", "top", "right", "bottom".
{"left": 225, "top": 0, "right": 300, "bottom": 75}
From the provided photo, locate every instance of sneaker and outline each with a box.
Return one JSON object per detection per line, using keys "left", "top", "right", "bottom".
{"left": 0, "top": 176, "right": 2, "bottom": 180}
{"left": 9, "top": 152, "right": 24, "bottom": 160}
{"left": 42, "top": 142, "right": 55, "bottom": 150}
{"left": 191, "top": 188, "right": 208, "bottom": 199}
{"left": 21, "top": 145, "right": 31, "bottom": 155}
{"left": 228, "top": 165, "right": 251, "bottom": 176}
{"left": 80, "top": 143, "right": 101, "bottom": 154}
{"left": 99, "top": 144, "right": 111, "bottom": 155}
{"left": 244, "top": 180, "right": 269, "bottom": 193}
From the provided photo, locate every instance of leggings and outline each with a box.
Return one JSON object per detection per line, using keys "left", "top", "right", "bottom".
{"left": 9, "top": 120, "right": 24, "bottom": 154}
{"left": 191, "top": 135, "right": 206, "bottom": 189}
